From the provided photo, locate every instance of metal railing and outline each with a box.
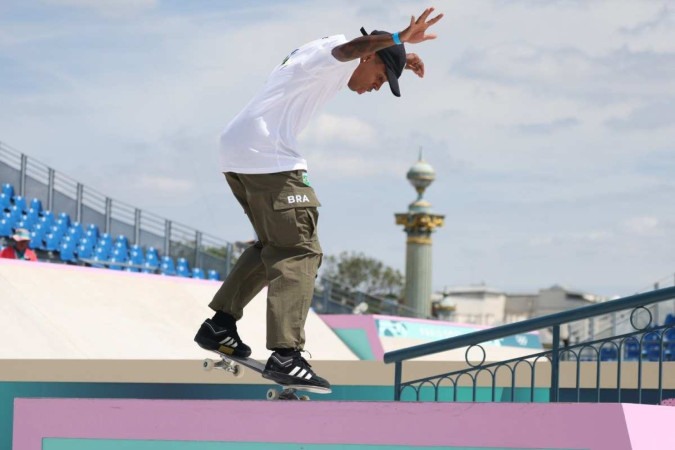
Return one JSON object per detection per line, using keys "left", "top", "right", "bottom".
{"left": 384, "top": 286, "right": 675, "bottom": 404}
{"left": 312, "top": 277, "right": 423, "bottom": 318}
{"left": 0, "top": 140, "right": 234, "bottom": 275}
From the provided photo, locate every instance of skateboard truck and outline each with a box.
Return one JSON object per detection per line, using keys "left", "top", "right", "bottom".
{"left": 202, "top": 354, "right": 313, "bottom": 401}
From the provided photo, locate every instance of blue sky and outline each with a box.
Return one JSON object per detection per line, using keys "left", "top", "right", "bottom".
{"left": 1, "top": 0, "right": 674, "bottom": 297}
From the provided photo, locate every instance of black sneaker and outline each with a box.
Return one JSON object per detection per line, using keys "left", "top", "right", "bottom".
{"left": 194, "top": 318, "right": 252, "bottom": 358}
{"left": 262, "top": 351, "right": 331, "bottom": 393}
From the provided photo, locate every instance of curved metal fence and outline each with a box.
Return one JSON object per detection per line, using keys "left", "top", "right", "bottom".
{"left": 385, "top": 286, "right": 675, "bottom": 404}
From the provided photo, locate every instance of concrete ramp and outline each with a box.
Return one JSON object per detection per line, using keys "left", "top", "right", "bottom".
{"left": 13, "top": 398, "right": 675, "bottom": 449}
{"left": 0, "top": 258, "right": 356, "bottom": 360}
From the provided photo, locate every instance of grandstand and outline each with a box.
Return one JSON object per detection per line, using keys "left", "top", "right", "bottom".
{"left": 0, "top": 141, "right": 232, "bottom": 279}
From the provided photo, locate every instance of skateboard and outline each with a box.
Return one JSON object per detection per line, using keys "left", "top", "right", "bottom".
{"left": 202, "top": 350, "right": 331, "bottom": 400}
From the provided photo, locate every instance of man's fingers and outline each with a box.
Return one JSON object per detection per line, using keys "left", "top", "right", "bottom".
{"left": 418, "top": 7, "right": 434, "bottom": 23}
{"left": 427, "top": 13, "right": 444, "bottom": 26}
{"left": 423, "top": 34, "right": 437, "bottom": 41}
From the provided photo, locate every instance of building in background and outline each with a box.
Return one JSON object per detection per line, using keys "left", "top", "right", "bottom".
{"left": 434, "top": 284, "right": 608, "bottom": 346}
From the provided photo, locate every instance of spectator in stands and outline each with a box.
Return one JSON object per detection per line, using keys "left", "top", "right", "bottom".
{"left": 194, "top": 7, "right": 443, "bottom": 391}
{"left": 0, "top": 228, "right": 37, "bottom": 261}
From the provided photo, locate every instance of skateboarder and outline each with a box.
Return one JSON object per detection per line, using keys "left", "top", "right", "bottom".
{"left": 195, "top": 7, "right": 444, "bottom": 390}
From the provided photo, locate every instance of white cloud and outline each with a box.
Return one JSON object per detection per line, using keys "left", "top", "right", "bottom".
{"left": 41, "top": 0, "right": 159, "bottom": 17}
{"left": 621, "top": 216, "right": 667, "bottom": 237}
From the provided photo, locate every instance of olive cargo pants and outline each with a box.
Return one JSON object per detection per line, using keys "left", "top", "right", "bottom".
{"left": 208, "top": 170, "right": 322, "bottom": 350}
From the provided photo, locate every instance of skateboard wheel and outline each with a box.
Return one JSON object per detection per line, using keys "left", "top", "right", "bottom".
{"left": 202, "top": 359, "right": 215, "bottom": 371}
{"left": 299, "top": 395, "right": 310, "bottom": 401}
{"left": 266, "top": 389, "right": 279, "bottom": 401}
{"left": 231, "top": 364, "right": 244, "bottom": 378}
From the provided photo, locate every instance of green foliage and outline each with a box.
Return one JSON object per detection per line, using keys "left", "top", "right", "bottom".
{"left": 321, "top": 251, "right": 404, "bottom": 298}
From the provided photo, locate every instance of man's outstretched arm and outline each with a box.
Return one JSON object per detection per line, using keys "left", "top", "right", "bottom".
{"left": 331, "top": 7, "right": 444, "bottom": 62}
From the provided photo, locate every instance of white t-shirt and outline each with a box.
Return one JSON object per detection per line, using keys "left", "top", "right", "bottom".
{"left": 219, "top": 35, "right": 359, "bottom": 174}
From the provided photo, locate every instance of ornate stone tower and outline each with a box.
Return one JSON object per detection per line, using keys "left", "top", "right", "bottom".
{"left": 395, "top": 151, "right": 445, "bottom": 318}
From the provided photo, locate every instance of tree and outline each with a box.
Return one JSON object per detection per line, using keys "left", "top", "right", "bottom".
{"left": 320, "top": 251, "right": 404, "bottom": 299}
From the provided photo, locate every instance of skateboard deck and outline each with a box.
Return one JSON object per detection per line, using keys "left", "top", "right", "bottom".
{"left": 202, "top": 350, "right": 331, "bottom": 400}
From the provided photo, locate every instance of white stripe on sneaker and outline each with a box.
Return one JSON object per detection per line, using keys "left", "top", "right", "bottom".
{"left": 305, "top": 373, "right": 313, "bottom": 380}
{"left": 289, "top": 366, "right": 301, "bottom": 376}
{"left": 298, "top": 369, "right": 307, "bottom": 378}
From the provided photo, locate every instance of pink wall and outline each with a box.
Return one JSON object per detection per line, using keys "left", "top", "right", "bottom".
{"left": 14, "top": 398, "right": 675, "bottom": 450}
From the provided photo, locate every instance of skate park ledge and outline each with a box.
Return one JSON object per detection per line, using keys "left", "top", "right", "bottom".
{"left": 13, "top": 397, "right": 675, "bottom": 450}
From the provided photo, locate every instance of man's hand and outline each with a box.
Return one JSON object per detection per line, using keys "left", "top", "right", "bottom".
{"left": 405, "top": 53, "right": 425, "bottom": 78}
{"left": 399, "top": 7, "right": 444, "bottom": 44}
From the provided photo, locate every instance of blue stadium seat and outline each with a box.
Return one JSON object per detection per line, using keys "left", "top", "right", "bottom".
{"left": 96, "top": 233, "right": 113, "bottom": 252}
{"left": 44, "top": 231, "right": 64, "bottom": 252}
{"left": 600, "top": 347, "right": 618, "bottom": 361}
{"left": 643, "top": 330, "right": 660, "bottom": 343}
{"left": 57, "top": 212, "right": 71, "bottom": 227}
{"left": 0, "top": 217, "right": 13, "bottom": 237}
{"left": 115, "top": 235, "right": 129, "bottom": 250}
{"left": 28, "top": 231, "right": 42, "bottom": 249}
{"left": 7, "top": 205, "right": 22, "bottom": 222}
{"left": 192, "top": 268, "right": 206, "bottom": 279}
{"left": 90, "top": 245, "right": 111, "bottom": 267}
{"left": 160, "top": 256, "right": 176, "bottom": 276}
{"left": 667, "top": 342, "right": 675, "bottom": 362}
{"left": 0, "top": 193, "right": 10, "bottom": 211}
{"left": 29, "top": 222, "right": 49, "bottom": 249}
{"left": 644, "top": 343, "right": 663, "bottom": 362}
{"left": 109, "top": 247, "right": 129, "bottom": 270}
{"left": 207, "top": 269, "right": 220, "bottom": 281}
{"left": 12, "top": 196, "right": 27, "bottom": 213}
{"left": 176, "top": 258, "right": 190, "bottom": 278}
{"left": 29, "top": 198, "right": 42, "bottom": 212}
{"left": 623, "top": 340, "right": 641, "bottom": 361}
{"left": 129, "top": 245, "right": 144, "bottom": 266}
{"left": 143, "top": 247, "right": 160, "bottom": 273}
{"left": 665, "top": 314, "right": 675, "bottom": 326}
{"left": 84, "top": 223, "right": 99, "bottom": 240}
{"left": 22, "top": 208, "right": 40, "bottom": 230}
{"left": 40, "top": 211, "right": 55, "bottom": 228}
{"left": 76, "top": 237, "right": 95, "bottom": 259}
{"left": 67, "top": 222, "right": 84, "bottom": 242}
{"left": 59, "top": 237, "right": 77, "bottom": 262}
{"left": 664, "top": 328, "right": 675, "bottom": 342}
{"left": 1, "top": 183, "right": 13, "bottom": 198}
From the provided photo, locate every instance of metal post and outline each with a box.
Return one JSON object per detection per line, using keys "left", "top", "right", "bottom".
{"left": 164, "top": 220, "right": 171, "bottom": 257}
{"left": 224, "top": 241, "right": 233, "bottom": 276}
{"left": 588, "top": 316, "right": 594, "bottom": 341}
{"left": 47, "top": 168, "right": 55, "bottom": 211}
{"left": 394, "top": 361, "right": 402, "bottom": 401}
{"left": 324, "top": 279, "right": 332, "bottom": 312}
{"left": 104, "top": 198, "right": 112, "bottom": 234}
{"left": 76, "top": 183, "right": 83, "bottom": 223}
{"left": 195, "top": 231, "right": 202, "bottom": 268}
{"left": 19, "top": 154, "right": 27, "bottom": 197}
{"left": 134, "top": 209, "right": 141, "bottom": 245}
{"left": 550, "top": 325, "right": 560, "bottom": 402}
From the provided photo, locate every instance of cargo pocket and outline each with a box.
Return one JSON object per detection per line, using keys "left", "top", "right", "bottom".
{"left": 268, "top": 187, "right": 321, "bottom": 247}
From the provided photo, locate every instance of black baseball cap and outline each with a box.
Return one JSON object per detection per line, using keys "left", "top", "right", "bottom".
{"left": 360, "top": 27, "right": 406, "bottom": 97}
